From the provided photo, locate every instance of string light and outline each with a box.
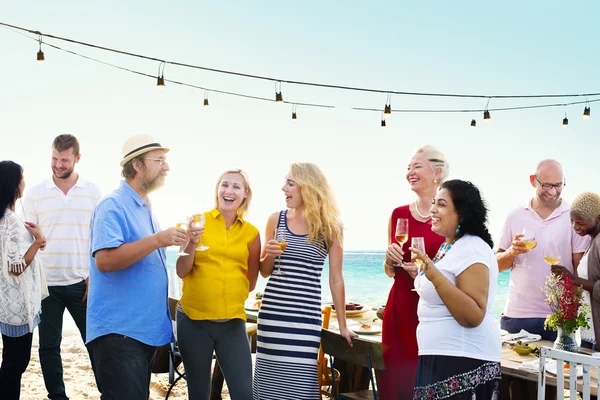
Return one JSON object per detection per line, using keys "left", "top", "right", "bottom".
{"left": 483, "top": 98, "right": 491, "bottom": 121}
{"left": 470, "top": 119, "right": 476, "bottom": 127}
{"left": 584, "top": 104, "right": 591, "bottom": 119}
{"left": 292, "top": 104, "right": 297, "bottom": 120}
{"left": 275, "top": 81, "right": 283, "bottom": 102}
{"left": 384, "top": 93, "right": 392, "bottom": 115}
{"left": 381, "top": 112, "right": 386, "bottom": 127}
{"left": 563, "top": 113, "right": 569, "bottom": 126}
{"left": 36, "top": 34, "right": 44, "bottom": 63}
{"left": 204, "top": 90, "right": 209, "bottom": 106}
{"left": 156, "top": 61, "right": 165, "bottom": 88}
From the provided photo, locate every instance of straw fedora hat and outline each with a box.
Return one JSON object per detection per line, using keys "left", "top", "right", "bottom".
{"left": 120, "top": 134, "right": 170, "bottom": 167}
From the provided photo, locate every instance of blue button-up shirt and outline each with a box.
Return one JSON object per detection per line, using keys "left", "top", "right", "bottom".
{"left": 86, "top": 181, "right": 174, "bottom": 346}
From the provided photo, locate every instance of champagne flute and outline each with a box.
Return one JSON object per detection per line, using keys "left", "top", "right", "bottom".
{"left": 543, "top": 244, "right": 561, "bottom": 266}
{"left": 193, "top": 212, "right": 209, "bottom": 251}
{"left": 175, "top": 222, "right": 189, "bottom": 256}
{"left": 272, "top": 228, "right": 286, "bottom": 275}
{"left": 393, "top": 218, "right": 409, "bottom": 267}
{"left": 411, "top": 237, "right": 426, "bottom": 271}
{"left": 520, "top": 228, "right": 536, "bottom": 268}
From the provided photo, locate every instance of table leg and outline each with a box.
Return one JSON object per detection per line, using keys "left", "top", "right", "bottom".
{"left": 334, "top": 359, "right": 371, "bottom": 393}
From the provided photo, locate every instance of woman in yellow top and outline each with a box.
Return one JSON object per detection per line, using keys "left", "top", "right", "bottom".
{"left": 176, "top": 169, "right": 260, "bottom": 400}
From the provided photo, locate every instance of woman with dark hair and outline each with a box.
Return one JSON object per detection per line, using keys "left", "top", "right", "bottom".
{"left": 0, "top": 160, "right": 47, "bottom": 400}
{"left": 410, "top": 180, "right": 501, "bottom": 399}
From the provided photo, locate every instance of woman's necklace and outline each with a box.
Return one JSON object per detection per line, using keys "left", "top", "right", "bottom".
{"left": 414, "top": 201, "right": 432, "bottom": 220}
{"left": 432, "top": 240, "right": 456, "bottom": 263}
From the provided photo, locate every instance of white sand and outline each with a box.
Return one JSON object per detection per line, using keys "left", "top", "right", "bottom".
{"left": 0, "top": 313, "right": 231, "bottom": 399}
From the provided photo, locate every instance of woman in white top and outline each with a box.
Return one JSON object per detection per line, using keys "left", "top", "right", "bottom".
{"left": 552, "top": 192, "right": 600, "bottom": 350}
{"left": 0, "top": 161, "right": 47, "bottom": 400}
{"left": 410, "top": 179, "right": 501, "bottom": 399}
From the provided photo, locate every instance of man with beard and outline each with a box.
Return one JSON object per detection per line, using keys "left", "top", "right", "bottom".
{"left": 86, "top": 134, "right": 188, "bottom": 399}
{"left": 22, "top": 134, "right": 102, "bottom": 400}
{"left": 496, "top": 159, "right": 589, "bottom": 340}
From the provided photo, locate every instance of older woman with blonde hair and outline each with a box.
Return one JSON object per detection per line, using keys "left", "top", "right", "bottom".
{"left": 176, "top": 169, "right": 260, "bottom": 400}
{"left": 552, "top": 191, "right": 600, "bottom": 349}
{"left": 380, "top": 145, "right": 449, "bottom": 399}
{"left": 253, "top": 162, "right": 357, "bottom": 400}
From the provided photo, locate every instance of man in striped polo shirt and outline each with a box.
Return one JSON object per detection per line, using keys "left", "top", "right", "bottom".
{"left": 23, "top": 134, "right": 102, "bottom": 400}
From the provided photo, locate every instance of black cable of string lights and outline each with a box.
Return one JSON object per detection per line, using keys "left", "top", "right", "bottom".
{"left": 1, "top": 20, "right": 600, "bottom": 101}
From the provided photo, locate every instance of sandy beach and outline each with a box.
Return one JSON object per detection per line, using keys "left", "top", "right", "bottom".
{"left": 0, "top": 313, "right": 231, "bottom": 400}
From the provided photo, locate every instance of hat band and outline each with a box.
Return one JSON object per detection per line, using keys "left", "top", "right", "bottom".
{"left": 124, "top": 142, "right": 162, "bottom": 158}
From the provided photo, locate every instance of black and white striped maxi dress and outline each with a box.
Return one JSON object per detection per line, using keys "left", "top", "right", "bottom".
{"left": 253, "top": 210, "right": 328, "bottom": 400}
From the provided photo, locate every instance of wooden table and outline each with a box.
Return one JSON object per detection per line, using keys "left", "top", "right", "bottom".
{"left": 501, "top": 340, "right": 598, "bottom": 397}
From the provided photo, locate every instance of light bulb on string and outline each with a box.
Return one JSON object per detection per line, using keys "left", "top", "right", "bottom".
{"left": 562, "top": 114, "right": 568, "bottom": 126}
{"left": 156, "top": 61, "right": 166, "bottom": 88}
{"left": 384, "top": 93, "right": 392, "bottom": 116}
{"left": 292, "top": 104, "right": 297, "bottom": 120}
{"left": 275, "top": 81, "right": 283, "bottom": 102}
{"left": 204, "top": 90, "right": 209, "bottom": 106}
{"left": 584, "top": 103, "right": 591, "bottom": 119}
{"left": 483, "top": 98, "right": 491, "bottom": 121}
{"left": 381, "top": 112, "right": 386, "bottom": 128}
{"left": 36, "top": 34, "right": 44, "bottom": 64}
{"left": 470, "top": 119, "right": 476, "bottom": 127}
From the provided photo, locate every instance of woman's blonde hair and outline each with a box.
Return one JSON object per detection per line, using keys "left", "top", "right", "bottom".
{"left": 289, "top": 162, "right": 343, "bottom": 246}
{"left": 413, "top": 145, "right": 450, "bottom": 184}
{"left": 214, "top": 169, "right": 252, "bottom": 219}
{"left": 571, "top": 191, "right": 600, "bottom": 221}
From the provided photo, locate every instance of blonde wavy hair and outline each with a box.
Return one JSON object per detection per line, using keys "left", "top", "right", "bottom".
{"left": 214, "top": 169, "right": 252, "bottom": 219}
{"left": 571, "top": 191, "right": 600, "bottom": 221}
{"left": 289, "top": 162, "right": 343, "bottom": 246}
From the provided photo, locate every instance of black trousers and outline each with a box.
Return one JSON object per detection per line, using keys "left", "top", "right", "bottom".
{"left": 0, "top": 332, "right": 34, "bottom": 400}
{"left": 89, "top": 334, "right": 157, "bottom": 400}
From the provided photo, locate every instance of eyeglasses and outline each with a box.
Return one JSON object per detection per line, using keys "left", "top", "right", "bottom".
{"left": 535, "top": 176, "right": 565, "bottom": 190}
{"left": 143, "top": 158, "right": 168, "bottom": 166}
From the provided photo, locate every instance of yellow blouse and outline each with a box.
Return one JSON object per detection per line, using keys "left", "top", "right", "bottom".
{"left": 180, "top": 209, "right": 258, "bottom": 320}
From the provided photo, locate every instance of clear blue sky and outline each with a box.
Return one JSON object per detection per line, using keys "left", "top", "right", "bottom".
{"left": 1, "top": 1, "right": 598, "bottom": 250}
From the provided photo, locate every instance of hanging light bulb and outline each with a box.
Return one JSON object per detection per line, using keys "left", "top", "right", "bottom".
{"left": 563, "top": 115, "right": 569, "bottom": 126}
{"left": 483, "top": 110, "right": 490, "bottom": 121}
{"left": 291, "top": 104, "right": 297, "bottom": 120}
{"left": 381, "top": 112, "right": 386, "bottom": 127}
{"left": 583, "top": 106, "right": 591, "bottom": 119}
{"left": 37, "top": 35, "right": 44, "bottom": 64}
{"left": 470, "top": 119, "right": 476, "bottom": 127}
{"left": 384, "top": 93, "right": 392, "bottom": 115}
{"left": 275, "top": 81, "right": 283, "bottom": 102}
{"left": 156, "top": 62, "right": 165, "bottom": 88}
{"left": 204, "top": 90, "right": 209, "bottom": 106}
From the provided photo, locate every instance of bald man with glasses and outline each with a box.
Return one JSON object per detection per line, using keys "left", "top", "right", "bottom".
{"left": 496, "top": 159, "right": 589, "bottom": 341}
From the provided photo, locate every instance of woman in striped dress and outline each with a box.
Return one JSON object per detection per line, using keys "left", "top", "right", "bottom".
{"left": 253, "top": 162, "right": 357, "bottom": 400}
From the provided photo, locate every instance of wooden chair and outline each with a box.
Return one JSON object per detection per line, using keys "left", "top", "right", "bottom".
{"left": 321, "top": 328, "right": 384, "bottom": 400}
{"left": 164, "top": 297, "right": 186, "bottom": 400}
{"left": 538, "top": 346, "right": 600, "bottom": 400}
{"left": 319, "top": 306, "right": 340, "bottom": 399}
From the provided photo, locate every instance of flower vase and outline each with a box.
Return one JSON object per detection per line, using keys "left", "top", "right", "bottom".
{"left": 553, "top": 326, "right": 578, "bottom": 353}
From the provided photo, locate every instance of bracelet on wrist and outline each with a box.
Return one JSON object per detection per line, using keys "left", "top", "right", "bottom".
{"left": 434, "top": 275, "right": 446, "bottom": 289}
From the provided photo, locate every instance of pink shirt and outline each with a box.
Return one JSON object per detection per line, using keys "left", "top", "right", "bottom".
{"left": 499, "top": 200, "right": 590, "bottom": 318}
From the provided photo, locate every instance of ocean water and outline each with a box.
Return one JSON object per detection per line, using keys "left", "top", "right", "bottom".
{"left": 167, "top": 250, "right": 510, "bottom": 317}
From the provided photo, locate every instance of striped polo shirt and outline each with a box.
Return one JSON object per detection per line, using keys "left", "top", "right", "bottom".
{"left": 22, "top": 176, "right": 102, "bottom": 286}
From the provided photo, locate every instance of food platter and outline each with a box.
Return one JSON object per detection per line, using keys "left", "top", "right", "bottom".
{"left": 331, "top": 302, "right": 370, "bottom": 317}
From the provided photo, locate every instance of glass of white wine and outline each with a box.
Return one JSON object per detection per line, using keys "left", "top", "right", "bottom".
{"left": 272, "top": 228, "right": 286, "bottom": 275}
{"left": 543, "top": 244, "right": 561, "bottom": 266}
{"left": 394, "top": 218, "right": 409, "bottom": 267}
{"left": 521, "top": 228, "right": 536, "bottom": 268}
{"left": 176, "top": 222, "right": 189, "bottom": 256}
{"left": 411, "top": 237, "right": 426, "bottom": 269}
{"left": 192, "top": 212, "right": 209, "bottom": 251}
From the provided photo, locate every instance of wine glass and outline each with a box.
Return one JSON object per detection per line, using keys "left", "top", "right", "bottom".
{"left": 272, "top": 228, "right": 286, "bottom": 275}
{"left": 394, "top": 218, "right": 409, "bottom": 267}
{"left": 175, "top": 222, "right": 189, "bottom": 256}
{"left": 411, "top": 237, "right": 426, "bottom": 269}
{"left": 520, "top": 228, "right": 536, "bottom": 268}
{"left": 543, "top": 244, "right": 561, "bottom": 266}
{"left": 192, "top": 212, "right": 209, "bottom": 251}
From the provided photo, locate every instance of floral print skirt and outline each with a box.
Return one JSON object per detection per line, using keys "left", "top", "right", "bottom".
{"left": 413, "top": 355, "right": 501, "bottom": 399}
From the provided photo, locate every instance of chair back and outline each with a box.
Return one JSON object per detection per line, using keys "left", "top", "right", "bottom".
{"left": 168, "top": 297, "right": 179, "bottom": 322}
{"left": 321, "top": 329, "right": 385, "bottom": 371}
{"left": 318, "top": 306, "right": 333, "bottom": 399}
{"left": 538, "top": 346, "right": 600, "bottom": 400}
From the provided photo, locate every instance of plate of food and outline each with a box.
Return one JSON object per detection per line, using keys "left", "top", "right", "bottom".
{"left": 355, "top": 320, "right": 382, "bottom": 335}
{"left": 331, "top": 302, "right": 369, "bottom": 317}
{"left": 546, "top": 360, "right": 584, "bottom": 378}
